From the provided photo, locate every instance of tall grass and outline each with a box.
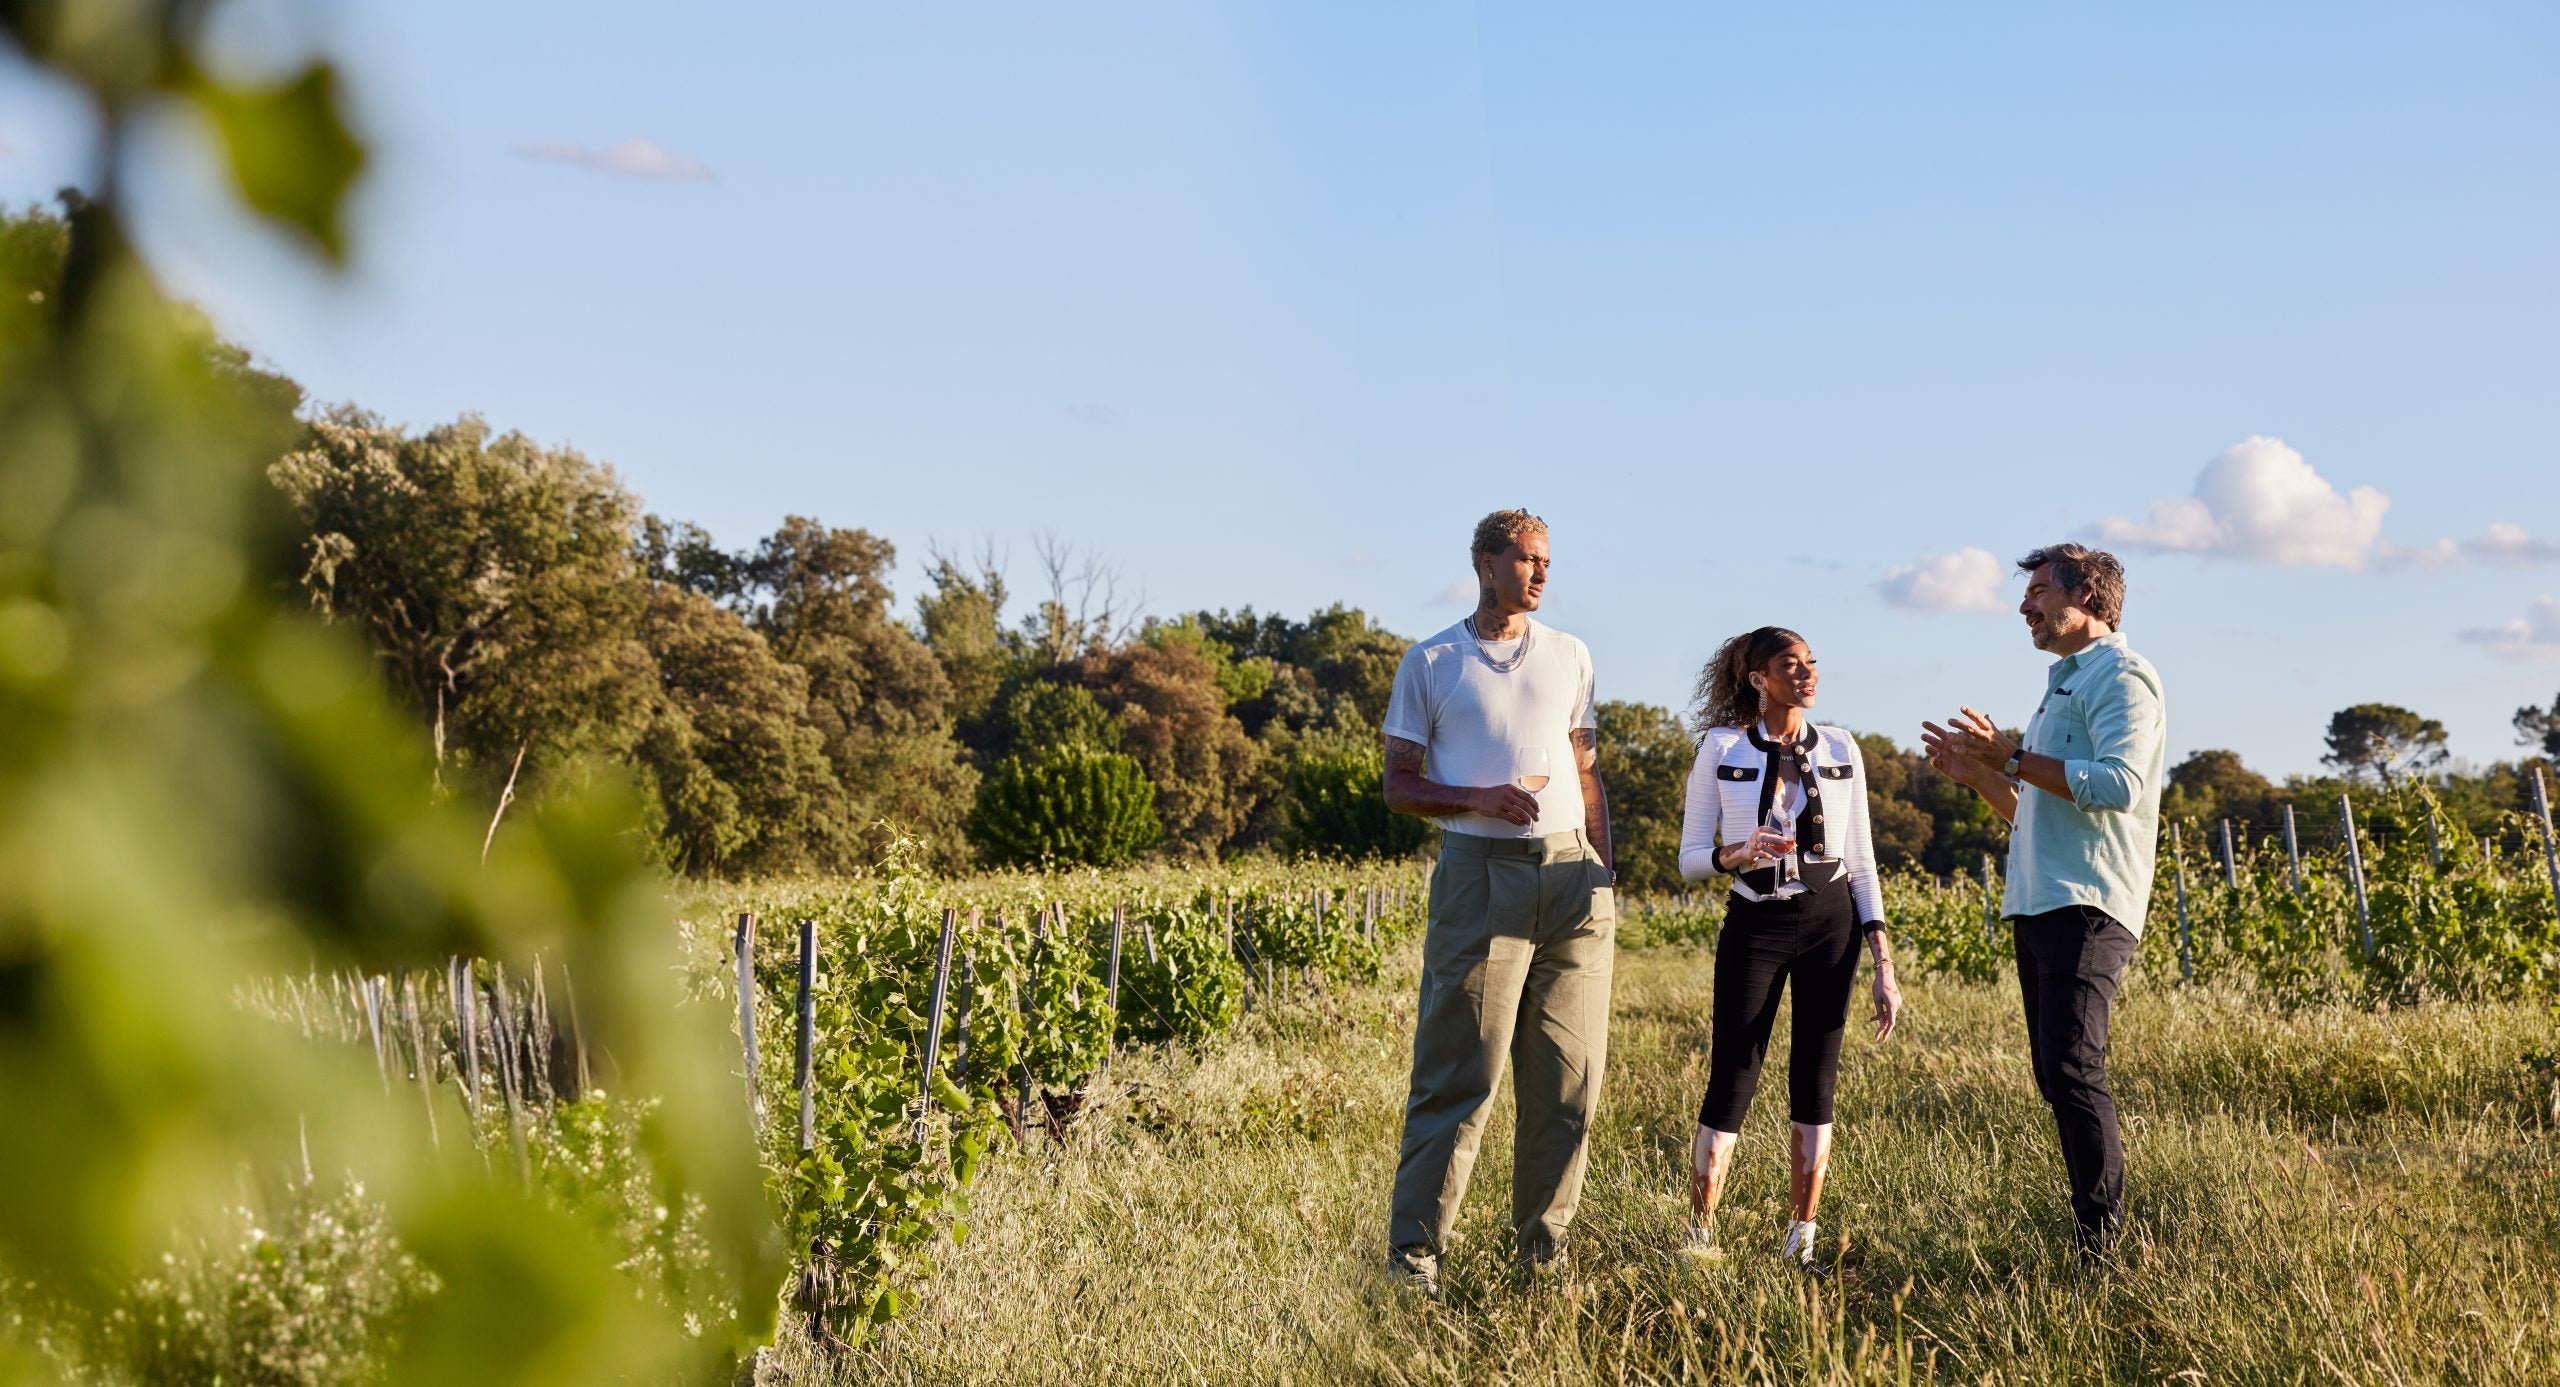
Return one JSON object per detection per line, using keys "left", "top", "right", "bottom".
{"left": 787, "top": 941, "right": 2560, "bottom": 1385}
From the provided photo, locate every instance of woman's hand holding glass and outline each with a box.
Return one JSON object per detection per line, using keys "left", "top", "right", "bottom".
{"left": 1719, "top": 825, "right": 1795, "bottom": 872}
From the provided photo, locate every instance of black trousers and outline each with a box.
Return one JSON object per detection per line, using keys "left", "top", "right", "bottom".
{"left": 1697, "top": 883, "right": 1861, "bottom": 1131}
{"left": 2012, "top": 905, "right": 2138, "bottom": 1243}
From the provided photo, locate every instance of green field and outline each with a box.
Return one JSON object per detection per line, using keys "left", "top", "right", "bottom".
{"left": 769, "top": 937, "right": 2560, "bottom": 1386}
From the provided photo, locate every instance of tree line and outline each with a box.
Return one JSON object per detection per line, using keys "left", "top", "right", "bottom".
{"left": 15, "top": 198, "right": 2556, "bottom": 890}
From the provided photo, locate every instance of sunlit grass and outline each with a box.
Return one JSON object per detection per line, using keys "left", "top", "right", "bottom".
{"left": 785, "top": 943, "right": 2560, "bottom": 1385}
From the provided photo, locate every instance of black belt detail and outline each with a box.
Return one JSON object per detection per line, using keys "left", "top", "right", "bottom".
{"left": 1738, "top": 859, "right": 1845, "bottom": 896}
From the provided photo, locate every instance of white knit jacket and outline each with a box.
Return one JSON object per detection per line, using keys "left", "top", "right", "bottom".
{"left": 1677, "top": 722, "right": 1886, "bottom": 930}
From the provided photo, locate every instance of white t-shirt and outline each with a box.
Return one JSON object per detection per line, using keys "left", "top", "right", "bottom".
{"left": 1381, "top": 617, "right": 1599, "bottom": 839}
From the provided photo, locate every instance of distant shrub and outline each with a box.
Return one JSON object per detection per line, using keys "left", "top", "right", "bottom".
{"left": 1284, "top": 745, "right": 1429, "bottom": 861}
{"left": 968, "top": 747, "right": 1162, "bottom": 868}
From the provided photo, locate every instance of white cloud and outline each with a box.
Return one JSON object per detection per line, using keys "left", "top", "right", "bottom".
{"left": 513, "top": 137, "right": 712, "bottom": 182}
{"left": 2088, "top": 436, "right": 2388, "bottom": 568}
{"left": 2468, "top": 522, "right": 2560, "bottom": 566}
{"left": 1431, "top": 577, "right": 1477, "bottom": 607}
{"left": 2459, "top": 595, "right": 2560, "bottom": 661}
{"left": 1876, "top": 547, "right": 2007, "bottom": 613}
{"left": 2379, "top": 523, "right": 2560, "bottom": 572}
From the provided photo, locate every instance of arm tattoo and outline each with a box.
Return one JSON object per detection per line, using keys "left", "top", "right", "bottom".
{"left": 1571, "top": 728, "right": 1613, "bottom": 871}
{"left": 1384, "top": 736, "right": 1427, "bottom": 777}
{"left": 1381, "top": 735, "right": 1482, "bottom": 819}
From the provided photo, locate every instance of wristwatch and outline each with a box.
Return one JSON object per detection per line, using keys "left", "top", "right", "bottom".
{"left": 2001, "top": 747, "right": 2025, "bottom": 782}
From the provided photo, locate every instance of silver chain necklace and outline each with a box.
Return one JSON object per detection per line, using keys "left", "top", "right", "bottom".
{"left": 1464, "top": 615, "right": 1534, "bottom": 673}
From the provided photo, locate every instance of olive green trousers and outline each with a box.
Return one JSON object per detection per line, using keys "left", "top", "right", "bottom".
{"left": 1389, "top": 829, "right": 1616, "bottom": 1269}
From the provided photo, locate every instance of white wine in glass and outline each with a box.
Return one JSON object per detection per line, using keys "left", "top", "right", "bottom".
{"left": 1515, "top": 747, "right": 1552, "bottom": 793}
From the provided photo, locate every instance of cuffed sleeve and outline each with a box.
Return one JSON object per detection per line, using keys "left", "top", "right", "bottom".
{"left": 1678, "top": 743, "right": 1725, "bottom": 881}
{"left": 2063, "top": 663, "right": 2165, "bottom": 814}
{"left": 1840, "top": 738, "right": 1886, "bottom": 928}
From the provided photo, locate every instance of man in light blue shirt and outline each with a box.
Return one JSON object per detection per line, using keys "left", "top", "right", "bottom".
{"left": 1922, "top": 543, "right": 2165, "bottom": 1258}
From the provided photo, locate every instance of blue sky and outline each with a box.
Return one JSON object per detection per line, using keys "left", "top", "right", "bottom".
{"left": 5, "top": 2, "right": 2556, "bottom": 776}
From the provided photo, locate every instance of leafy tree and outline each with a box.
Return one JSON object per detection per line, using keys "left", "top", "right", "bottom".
{"left": 1595, "top": 701, "right": 1694, "bottom": 895}
{"left": 631, "top": 584, "right": 843, "bottom": 875}
{"left": 1848, "top": 732, "right": 1935, "bottom": 872}
{"left": 994, "top": 679, "right": 1123, "bottom": 759}
{"left": 271, "top": 410, "right": 655, "bottom": 797}
{"left": 1283, "top": 738, "right": 1431, "bottom": 860}
{"left": 917, "top": 547, "right": 1018, "bottom": 743}
{"left": 2515, "top": 694, "right": 2560, "bottom": 761}
{"left": 1868, "top": 795, "right": 1935, "bottom": 872}
{"left": 1913, "top": 761, "right": 2010, "bottom": 877}
{"left": 2164, "top": 748, "right": 2279, "bottom": 831}
{"left": 637, "top": 514, "right": 749, "bottom": 606}
{"left": 2322, "top": 703, "right": 2449, "bottom": 785}
{"left": 968, "top": 747, "right": 1161, "bottom": 867}
{"left": 740, "top": 516, "right": 978, "bottom": 869}
{"left": 1143, "top": 615, "right": 1274, "bottom": 707}
{"left": 1081, "top": 639, "right": 1261, "bottom": 858}
{"left": 1193, "top": 604, "right": 1409, "bottom": 733}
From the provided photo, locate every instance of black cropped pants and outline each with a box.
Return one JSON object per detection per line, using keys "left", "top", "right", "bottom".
{"left": 1697, "top": 883, "right": 1861, "bottom": 1131}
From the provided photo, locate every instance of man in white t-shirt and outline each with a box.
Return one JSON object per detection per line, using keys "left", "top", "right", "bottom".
{"left": 1381, "top": 508, "right": 1614, "bottom": 1293}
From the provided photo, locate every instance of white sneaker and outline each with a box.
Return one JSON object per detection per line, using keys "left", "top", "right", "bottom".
{"left": 1782, "top": 1219, "right": 1818, "bottom": 1267}
{"left": 1677, "top": 1219, "right": 1722, "bottom": 1259}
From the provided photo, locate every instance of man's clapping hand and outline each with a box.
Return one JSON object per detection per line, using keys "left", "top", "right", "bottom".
{"left": 1919, "top": 707, "right": 2016, "bottom": 789}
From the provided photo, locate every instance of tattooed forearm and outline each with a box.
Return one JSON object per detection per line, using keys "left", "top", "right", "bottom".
{"left": 1382, "top": 735, "right": 1490, "bottom": 819}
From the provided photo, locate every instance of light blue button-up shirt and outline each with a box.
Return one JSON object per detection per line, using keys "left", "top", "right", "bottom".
{"left": 2002, "top": 632, "right": 2168, "bottom": 936}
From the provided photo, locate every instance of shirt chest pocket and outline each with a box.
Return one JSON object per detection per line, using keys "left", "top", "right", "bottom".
{"left": 1715, "top": 764, "right": 1759, "bottom": 782}
{"left": 1816, "top": 765, "right": 1854, "bottom": 781}
{"left": 2036, "top": 687, "right": 2087, "bottom": 754}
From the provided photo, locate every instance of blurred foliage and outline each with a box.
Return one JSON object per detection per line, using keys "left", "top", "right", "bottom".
{"left": 0, "top": 8, "right": 781, "bottom": 1385}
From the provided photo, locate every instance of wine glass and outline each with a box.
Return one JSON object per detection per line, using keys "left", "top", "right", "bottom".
{"left": 1514, "top": 747, "right": 1552, "bottom": 794}
{"left": 1761, "top": 800, "right": 1798, "bottom": 866}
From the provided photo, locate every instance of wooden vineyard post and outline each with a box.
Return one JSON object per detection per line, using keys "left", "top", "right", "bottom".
{"left": 1015, "top": 907, "right": 1039, "bottom": 1144}
{"left": 2171, "top": 822, "right": 2192, "bottom": 982}
{"left": 795, "top": 918, "right": 817, "bottom": 1156}
{"left": 1105, "top": 903, "right": 1124, "bottom": 1023}
{"left": 1236, "top": 894, "right": 1256, "bottom": 1013}
{"left": 363, "top": 975, "right": 388, "bottom": 1093}
{"left": 953, "top": 908, "right": 978, "bottom": 1085}
{"left": 917, "top": 908, "right": 957, "bottom": 1148}
{"left": 400, "top": 972, "right": 438, "bottom": 1148}
{"left": 2533, "top": 769, "right": 2560, "bottom": 925}
{"left": 2426, "top": 810, "right": 2442, "bottom": 869}
{"left": 488, "top": 962, "right": 531, "bottom": 1182}
{"left": 560, "top": 961, "right": 593, "bottom": 1098}
{"left": 1142, "top": 908, "right": 1159, "bottom": 965}
{"left": 735, "top": 913, "right": 764, "bottom": 1126}
{"left": 2340, "top": 795, "right": 2374, "bottom": 961}
{"left": 2281, "top": 804, "right": 2305, "bottom": 900}
{"left": 526, "top": 959, "right": 556, "bottom": 1108}
{"left": 1977, "top": 853, "right": 1998, "bottom": 948}
{"left": 450, "top": 958, "right": 482, "bottom": 1122}
{"left": 2219, "top": 819, "right": 2239, "bottom": 890}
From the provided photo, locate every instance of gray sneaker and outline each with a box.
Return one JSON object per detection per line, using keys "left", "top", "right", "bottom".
{"left": 1388, "top": 1250, "right": 1441, "bottom": 1298}
{"left": 1517, "top": 1242, "right": 1570, "bottom": 1280}
{"left": 1677, "top": 1219, "right": 1722, "bottom": 1260}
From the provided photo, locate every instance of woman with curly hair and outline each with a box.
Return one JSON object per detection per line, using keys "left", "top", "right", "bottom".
{"left": 1677, "top": 625, "right": 1902, "bottom": 1268}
